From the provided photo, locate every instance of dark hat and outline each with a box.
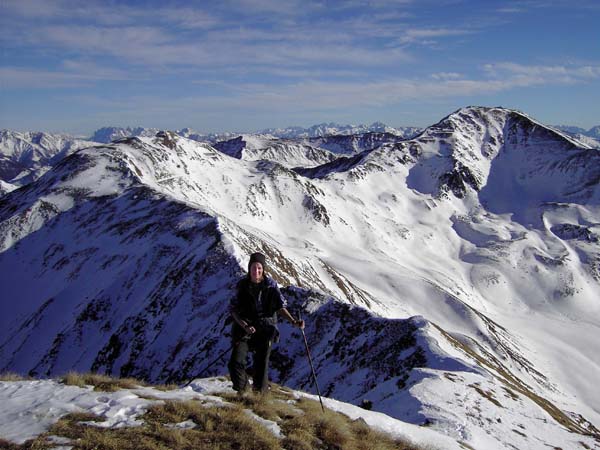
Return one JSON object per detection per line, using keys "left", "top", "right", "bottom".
{"left": 248, "top": 252, "right": 267, "bottom": 272}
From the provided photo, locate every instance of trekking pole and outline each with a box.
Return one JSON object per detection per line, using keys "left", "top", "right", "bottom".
{"left": 182, "top": 333, "right": 248, "bottom": 387}
{"left": 299, "top": 312, "right": 325, "bottom": 413}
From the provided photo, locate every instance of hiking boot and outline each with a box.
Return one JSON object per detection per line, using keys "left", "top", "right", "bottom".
{"left": 252, "top": 383, "right": 271, "bottom": 396}
{"left": 234, "top": 384, "right": 250, "bottom": 397}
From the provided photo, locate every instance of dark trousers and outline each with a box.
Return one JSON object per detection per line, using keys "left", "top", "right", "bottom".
{"left": 228, "top": 334, "right": 272, "bottom": 392}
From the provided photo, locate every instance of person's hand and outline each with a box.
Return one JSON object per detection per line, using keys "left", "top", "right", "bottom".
{"left": 241, "top": 322, "right": 256, "bottom": 335}
{"left": 294, "top": 319, "right": 305, "bottom": 330}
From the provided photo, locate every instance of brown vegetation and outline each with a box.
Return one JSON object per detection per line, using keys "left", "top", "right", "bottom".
{"left": 61, "top": 371, "right": 143, "bottom": 391}
{"left": 0, "top": 372, "right": 29, "bottom": 382}
{"left": 0, "top": 373, "right": 421, "bottom": 450}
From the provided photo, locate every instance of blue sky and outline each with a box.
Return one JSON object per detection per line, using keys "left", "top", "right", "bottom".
{"left": 1, "top": 0, "right": 599, "bottom": 135}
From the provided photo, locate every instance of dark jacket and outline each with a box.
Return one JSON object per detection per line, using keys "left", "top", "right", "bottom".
{"left": 230, "top": 275, "right": 286, "bottom": 342}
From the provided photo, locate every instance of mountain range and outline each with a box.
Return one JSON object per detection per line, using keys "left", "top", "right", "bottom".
{"left": 89, "top": 122, "right": 423, "bottom": 144}
{"left": 1, "top": 107, "right": 599, "bottom": 449}
{"left": 554, "top": 124, "right": 600, "bottom": 139}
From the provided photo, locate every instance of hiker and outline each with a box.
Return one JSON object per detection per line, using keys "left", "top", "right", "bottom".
{"left": 228, "top": 252, "right": 305, "bottom": 394}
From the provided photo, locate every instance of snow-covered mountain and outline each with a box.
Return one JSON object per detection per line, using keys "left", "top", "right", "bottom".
{"left": 259, "top": 121, "right": 422, "bottom": 139}
{"left": 0, "top": 123, "right": 419, "bottom": 187}
{"left": 90, "top": 126, "right": 240, "bottom": 144}
{"left": 554, "top": 124, "right": 600, "bottom": 148}
{"left": 212, "top": 131, "right": 409, "bottom": 168}
{"left": 0, "top": 130, "right": 100, "bottom": 189}
{"left": 302, "top": 131, "right": 409, "bottom": 155}
{"left": 213, "top": 134, "right": 339, "bottom": 168}
{"left": 555, "top": 124, "right": 600, "bottom": 138}
{"left": 176, "top": 127, "right": 238, "bottom": 144}
{"left": 89, "top": 126, "right": 161, "bottom": 143}
{"left": 1, "top": 109, "right": 600, "bottom": 449}
{"left": 90, "top": 123, "right": 421, "bottom": 144}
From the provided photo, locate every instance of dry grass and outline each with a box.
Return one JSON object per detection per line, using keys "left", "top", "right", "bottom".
{"left": 0, "top": 372, "right": 29, "bottom": 382}
{"left": 1, "top": 374, "right": 422, "bottom": 450}
{"left": 220, "top": 389, "right": 300, "bottom": 423}
{"left": 4, "top": 401, "right": 281, "bottom": 450}
{"left": 0, "top": 438, "right": 21, "bottom": 450}
{"left": 222, "top": 388, "right": 418, "bottom": 450}
{"left": 145, "top": 400, "right": 282, "bottom": 450}
{"left": 151, "top": 382, "right": 180, "bottom": 391}
{"left": 61, "top": 371, "right": 142, "bottom": 391}
{"left": 281, "top": 397, "right": 417, "bottom": 450}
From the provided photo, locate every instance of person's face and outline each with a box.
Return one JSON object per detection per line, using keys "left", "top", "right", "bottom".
{"left": 249, "top": 262, "right": 264, "bottom": 283}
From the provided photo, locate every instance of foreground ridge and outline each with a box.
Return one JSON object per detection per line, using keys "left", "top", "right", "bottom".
{"left": 0, "top": 373, "right": 444, "bottom": 450}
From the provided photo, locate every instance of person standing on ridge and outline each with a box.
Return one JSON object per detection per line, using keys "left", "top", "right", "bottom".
{"left": 228, "top": 252, "right": 305, "bottom": 394}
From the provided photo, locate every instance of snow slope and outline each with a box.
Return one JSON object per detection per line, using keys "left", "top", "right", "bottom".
{"left": 0, "top": 180, "right": 16, "bottom": 196}
{"left": 1, "top": 109, "right": 600, "bottom": 449}
{"left": 213, "top": 134, "right": 338, "bottom": 168}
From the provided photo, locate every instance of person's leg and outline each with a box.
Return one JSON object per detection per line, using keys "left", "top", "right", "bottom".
{"left": 252, "top": 338, "right": 272, "bottom": 392}
{"left": 228, "top": 340, "right": 249, "bottom": 392}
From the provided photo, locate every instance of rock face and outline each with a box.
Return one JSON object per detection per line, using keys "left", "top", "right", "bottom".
{"left": 1, "top": 108, "right": 600, "bottom": 449}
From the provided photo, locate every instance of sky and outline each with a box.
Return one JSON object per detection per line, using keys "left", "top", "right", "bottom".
{"left": 1, "top": 0, "right": 599, "bottom": 136}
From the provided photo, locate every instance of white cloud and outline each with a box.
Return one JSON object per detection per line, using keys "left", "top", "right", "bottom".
{"left": 0, "top": 61, "right": 135, "bottom": 89}
{"left": 158, "top": 8, "right": 221, "bottom": 29}
{"left": 431, "top": 72, "right": 463, "bottom": 80}
{"left": 44, "top": 25, "right": 171, "bottom": 51}
{"left": 2, "top": 0, "right": 419, "bottom": 70}
{"left": 60, "top": 60, "right": 136, "bottom": 80}
{"left": 170, "top": 63, "right": 599, "bottom": 113}
{"left": 495, "top": 7, "right": 524, "bottom": 14}
{"left": 2, "top": 0, "right": 65, "bottom": 18}
{"left": 14, "top": 20, "right": 411, "bottom": 70}
{"left": 225, "top": 0, "right": 306, "bottom": 15}
{"left": 484, "top": 62, "right": 600, "bottom": 84}
{"left": 0, "top": 67, "right": 92, "bottom": 88}
{"left": 398, "top": 27, "right": 471, "bottom": 45}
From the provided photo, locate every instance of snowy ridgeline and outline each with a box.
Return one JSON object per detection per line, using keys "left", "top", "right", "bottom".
{"left": 1, "top": 107, "right": 600, "bottom": 449}
{"left": 0, "top": 123, "right": 421, "bottom": 191}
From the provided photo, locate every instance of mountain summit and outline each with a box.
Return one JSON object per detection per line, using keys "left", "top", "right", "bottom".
{"left": 1, "top": 108, "right": 599, "bottom": 449}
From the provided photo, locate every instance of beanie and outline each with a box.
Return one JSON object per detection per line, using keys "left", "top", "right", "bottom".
{"left": 248, "top": 252, "right": 267, "bottom": 272}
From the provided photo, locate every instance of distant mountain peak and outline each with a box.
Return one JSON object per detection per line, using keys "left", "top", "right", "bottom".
{"left": 89, "top": 126, "right": 160, "bottom": 144}
{"left": 257, "top": 122, "right": 421, "bottom": 139}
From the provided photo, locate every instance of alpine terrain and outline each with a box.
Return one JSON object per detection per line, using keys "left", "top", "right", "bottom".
{"left": 1, "top": 107, "right": 599, "bottom": 449}
{"left": 0, "top": 130, "right": 101, "bottom": 194}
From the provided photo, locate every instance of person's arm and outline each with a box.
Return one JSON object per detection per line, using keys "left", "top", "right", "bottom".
{"left": 230, "top": 281, "right": 255, "bottom": 335}
{"left": 278, "top": 307, "right": 305, "bottom": 329}
{"left": 231, "top": 310, "right": 256, "bottom": 335}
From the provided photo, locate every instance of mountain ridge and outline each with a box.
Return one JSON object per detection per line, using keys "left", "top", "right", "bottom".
{"left": 1, "top": 107, "right": 599, "bottom": 449}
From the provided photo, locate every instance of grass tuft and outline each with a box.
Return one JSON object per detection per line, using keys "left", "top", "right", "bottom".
{"left": 0, "top": 438, "right": 21, "bottom": 449}
{"left": 0, "top": 372, "right": 29, "bottom": 382}
{"left": 223, "top": 388, "right": 418, "bottom": 450}
{"left": 283, "top": 397, "right": 417, "bottom": 450}
{"left": 61, "top": 371, "right": 142, "bottom": 392}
